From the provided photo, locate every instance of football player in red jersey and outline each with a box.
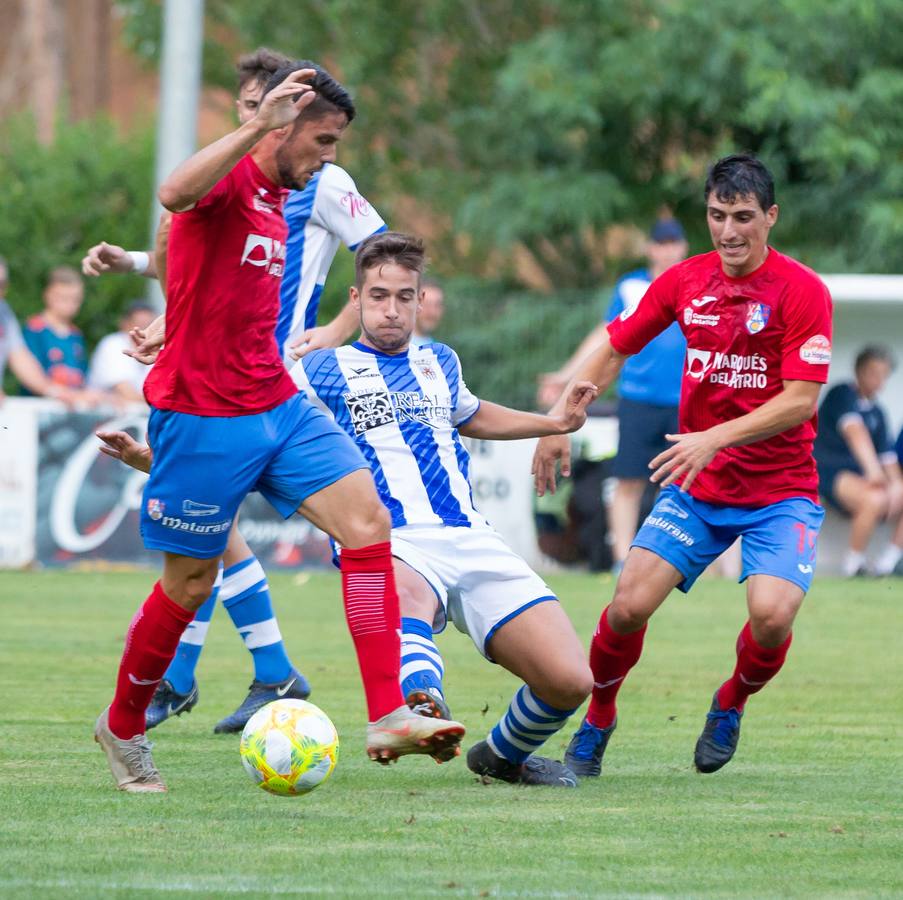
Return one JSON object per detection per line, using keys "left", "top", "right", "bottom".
{"left": 93, "top": 66, "right": 464, "bottom": 793}
{"left": 534, "top": 154, "right": 833, "bottom": 775}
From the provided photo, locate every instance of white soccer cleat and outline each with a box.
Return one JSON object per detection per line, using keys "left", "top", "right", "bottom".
{"left": 366, "top": 704, "right": 465, "bottom": 765}
{"left": 94, "top": 708, "right": 167, "bottom": 793}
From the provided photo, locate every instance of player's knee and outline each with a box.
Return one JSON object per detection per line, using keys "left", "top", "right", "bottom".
{"left": 538, "top": 663, "right": 593, "bottom": 710}
{"left": 607, "top": 593, "right": 651, "bottom": 633}
{"left": 338, "top": 497, "right": 391, "bottom": 549}
{"left": 397, "top": 582, "right": 436, "bottom": 622}
{"left": 750, "top": 606, "right": 795, "bottom": 646}
{"left": 164, "top": 560, "right": 219, "bottom": 611}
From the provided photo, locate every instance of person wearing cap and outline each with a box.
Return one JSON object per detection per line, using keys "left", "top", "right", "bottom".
{"left": 538, "top": 218, "right": 688, "bottom": 571}
{"left": 87, "top": 300, "right": 158, "bottom": 404}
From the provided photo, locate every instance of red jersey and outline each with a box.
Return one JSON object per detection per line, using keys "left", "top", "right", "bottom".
{"left": 144, "top": 154, "right": 298, "bottom": 416}
{"left": 607, "top": 248, "right": 833, "bottom": 507}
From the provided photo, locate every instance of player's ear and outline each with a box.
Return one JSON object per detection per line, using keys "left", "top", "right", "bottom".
{"left": 349, "top": 285, "right": 361, "bottom": 311}
{"left": 766, "top": 204, "right": 779, "bottom": 227}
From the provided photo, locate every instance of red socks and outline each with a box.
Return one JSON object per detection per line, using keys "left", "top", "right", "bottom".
{"left": 108, "top": 582, "right": 196, "bottom": 740}
{"left": 340, "top": 542, "right": 404, "bottom": 722}
{"left": 717, "top": 621, "right": 792, "bottom": 711}
{"left": 586, "top": 604, "right": 646, "bottom": 729}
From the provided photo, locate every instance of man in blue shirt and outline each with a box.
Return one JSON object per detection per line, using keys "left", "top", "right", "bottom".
{"left": 541, "top": 219, "right": 688, "bottom": 570}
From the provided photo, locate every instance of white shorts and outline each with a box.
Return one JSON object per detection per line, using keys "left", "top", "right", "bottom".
{"left": 390, "top": 524, "right": 557, "bottom": 659}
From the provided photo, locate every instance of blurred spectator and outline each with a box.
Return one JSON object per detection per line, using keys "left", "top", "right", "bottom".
{"left": 21, "top": 266, "right": 88, "bottom": 393}
{"left": 87, "top": 301, "right": 156, "bottom": 404}
{"left": 814, "top": 344, "right": 903, "bottom": 577}
{"left": 0, "top": 256, "right": 78, "bottom": 405}
{"left": 539, "top": 218, "right": 688, "bottom": 572}
{"left": 410, "top": 279, "right": 445, "bottom": 348}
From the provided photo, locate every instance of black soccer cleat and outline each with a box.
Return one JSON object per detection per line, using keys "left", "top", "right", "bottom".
{"left": 212, "top": 670, "right": 311, "bottom": 734}
{"left": 145, "top": 679, "right": 199, "bottom": 730}
{"left": 694, "top": 692, "right": 744, "bottom": 773}
{"left": 466, "top": 740, "right": 577, "bottom": 787}
{"left": 564, "top": 716, "right": 617, "bottom": 778}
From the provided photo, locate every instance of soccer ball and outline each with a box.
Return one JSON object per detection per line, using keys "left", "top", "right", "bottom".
{"left": 239, "top": 699, "right": 339, "bottom": 797}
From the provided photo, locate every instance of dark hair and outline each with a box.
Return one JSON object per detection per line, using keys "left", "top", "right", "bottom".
{"left": 704, "top": 154, "right": 775, "bottom": 212}
{"left": 123, "top": 300, "right": 156, "bottom": 317}
{"left": 262, "top": 61, "right": 355, "bottom": 126}
{"left": 45, "top": 265, "right": 81, "bottom": 288}
{"left": 854, "top": 344, "right": 896, "bottom": 374}
{"left": 236, "top": 47, "right": 293, "bottom": 90}
{"left": 355, "top": 232, "right": 425, "bottom": 287}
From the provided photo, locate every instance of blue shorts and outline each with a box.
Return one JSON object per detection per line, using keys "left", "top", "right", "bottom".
{"left": 141, "top": 393, "right": 367, "bottom": 559}
{"left": 632, "top": 485, "right": 825, "bottom": 593}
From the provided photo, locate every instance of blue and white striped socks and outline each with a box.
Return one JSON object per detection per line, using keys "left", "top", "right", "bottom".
{"left": 220, "top": 556, "right": 294, "bottom": 685}
{"left": 399, "top": 616, "right": 445, "bottom": 699}
{"left": 488, "top": 685, "right": 578, "bottom": 765}
{"left": 164, "top": 564, "right": 223, "bottom": 695}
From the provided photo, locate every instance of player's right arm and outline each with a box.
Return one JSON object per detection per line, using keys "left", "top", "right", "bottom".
{"left": 82, "top": 242, "right": 158, "bottom": 279}
{"left": 158, "top": 69, "right": 316, "bottom": 212}
{"left": 96, "top": 430, "right": 153, "bottom": 473}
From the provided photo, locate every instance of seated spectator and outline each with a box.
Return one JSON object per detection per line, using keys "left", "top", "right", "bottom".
{"left": 0, "top": 256, "right": 78, "bottom": 405}
{"left": 814, "top": 344, "right": 903, "bottom": 577}
{"left": 21, "top": 266, "right": 88, "bottom": 393}
{"left": 410, "top": 279, "right": 445, "bottom": 348}
{"left": 87, "top": 301, "right": 156, "bottom": 404}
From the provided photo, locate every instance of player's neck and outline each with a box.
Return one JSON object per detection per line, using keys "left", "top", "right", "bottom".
{"left": 721, "top": 246, "right": 770, "bottom": 279}
{"left": 249, "top": 145, "right": 280, "bottom": 186}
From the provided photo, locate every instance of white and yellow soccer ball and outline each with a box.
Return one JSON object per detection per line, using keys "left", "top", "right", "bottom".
{"left": 239, "top": 699, "right": 339, "bottom": 796}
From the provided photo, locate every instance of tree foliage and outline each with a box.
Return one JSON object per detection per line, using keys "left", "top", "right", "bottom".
{"left": 0, "top": 116, "right": 154, "bottom": 346}
{"left": 189, "top": 0, "right": 903, "bottom": 282}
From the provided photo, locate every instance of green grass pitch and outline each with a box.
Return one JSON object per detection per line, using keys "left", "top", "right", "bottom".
{"left": 1, "top": 570, "right": 900, "bottom": 898}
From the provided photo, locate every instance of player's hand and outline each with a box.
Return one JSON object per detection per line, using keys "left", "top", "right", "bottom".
{"left": 97, "top": 429, "right": 153, "bottom": 474}
{"left": 288, "top": 323, "right": 343, "bottom": 361}
{"left": 649, "top": 429, "right": 723, "bottom": 492}
{"left": 532, "top": 433, "right": 572, "bottom": 497}
{"left": 125, "top": 314, "right": 165, "bottom": 365}
{"left": 554, "top": 380, "right": 598, "bottom": 434}
{"left": 255, "top": 69, "right": 317, "bottom": 132}
{"left": 81, "top": 242, "right": 133, "bottom": 277}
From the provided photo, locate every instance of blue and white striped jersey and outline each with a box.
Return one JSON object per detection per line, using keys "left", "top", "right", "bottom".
{"left": 292, "top": 341, "right": 485, "bottom": 529}
{"left": 275, "top": 164, "right": 387, "bottom": 363}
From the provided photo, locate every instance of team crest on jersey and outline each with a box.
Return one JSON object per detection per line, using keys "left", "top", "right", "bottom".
{"left": 146, "top": 498, "right": 165, "bottom": 521}
{"left": 415, "top": 361, "right": 437, "bottom": 381}
{"left": 745, "top": 302, "right": 771, "bottom": 334}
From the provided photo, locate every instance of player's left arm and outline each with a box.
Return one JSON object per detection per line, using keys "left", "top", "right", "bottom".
{"left": 97, "top": 430, "right": 153, "bottom": 474}
{"left": 649, "top": 379, "right": 822, "bottom": 491}
{"left": 458, "top": 381, "right": 599, "bottom": 441}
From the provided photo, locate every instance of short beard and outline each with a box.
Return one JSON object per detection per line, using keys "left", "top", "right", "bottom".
{"left": 274, "top": 146, "right": 305, "bottom": 191}
{"left": 361, "top": 326, "right": 409, "bottom": 353}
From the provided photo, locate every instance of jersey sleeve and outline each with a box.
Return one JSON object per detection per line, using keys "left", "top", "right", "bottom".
{"left": 310, "top": 165, "right": 387, "bottom": 249}
{"left": 827, "top": 384, "right": 860, "bottom": 433}
{"left": 191, "top": 165, "right": 238, "bottom": 214}
{"left": 449, "top": 351, "right": 480, "bottom": 426}
{"left": 605, "top": 266, "right": 678, "bottom": 355}
{"left": 779, "top": 276, "right": 833, "bottom": 382}
{"left": 291, "top": 354, "right": 333, "bottom": 418}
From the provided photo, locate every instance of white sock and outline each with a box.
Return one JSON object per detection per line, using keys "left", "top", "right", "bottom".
{"left": 842, "top": 550, "right": 866, "bottom": 577}
{"left": 875, "top": 544, "right": 903, "bottom": 576}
